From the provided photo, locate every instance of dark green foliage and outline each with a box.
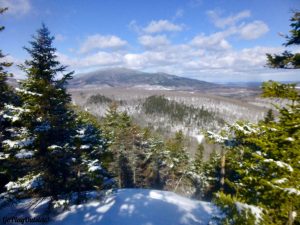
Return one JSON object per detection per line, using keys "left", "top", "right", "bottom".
{"left": 266, "top": 11, "right": 300, "bottom": 69}
{"left": 87, "top": 94, "right": 113, "bottom": 105}
{"left": 188, "top": 144, "right": 205, "bottom": 199}
{"left": 70, "top": 110, "right": 113, "bottom": 196}
{"left": 284, "top": 11, "right": 300, "bottom": 47}
{"left": 143, "top": 137, "right": 167, "bottom": 189}
{"left": 211, "top": 11, "right": 300, "bottom": 224}
{"left": 101, "top": 104, "right": 194, "bottom": 192}
{"left": 143, "top": 95, "right": 224, "bottom": 125}
{"left": 264, "top": 109, "right": 275, "bottom": 124}
{"left": 261, "top": 81, "right": 298, "bottom": 100}
{"left": 118, "top": 151, "right": 134, "bottom": 188}
{"left": 0, "top": 7, "right": 20, "bottom": 194}
{"left": 14, "top": 24, "right": 75, "bottom": 198}
{"left": 0, "top": 6, "right": 13, "bottom": 119}
{"left": 102, "top": 103, "right": 136, "bottom": 188}
{"left": 194, "top": 144, "right": 204, "bottom": 170}
{"left": 164, "top": 130, "right": 191, "bottom": 193}
{"left": 266, "top": 51, "right": 300, "bottom": 69}
{"left": 214, "top": 192, "right": 261, "bottom": 225}
{"left": 1, "top": 25, "right": 113, "bottom": 204}
{"left": 201, "top": 149, "right": 222, "bottom": 200}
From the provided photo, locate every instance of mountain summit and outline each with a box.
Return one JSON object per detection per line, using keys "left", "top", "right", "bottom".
{"left": 69, "top": 68, "right": 219, "bottom": 90}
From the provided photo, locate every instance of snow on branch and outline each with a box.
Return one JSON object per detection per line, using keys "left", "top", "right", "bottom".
{"left": 15, "top": 88, "right": 42, "bottom": 96}
{"left": 235, "top": 202, "right": 263, "bottom": 225}
{"left": 5, "top": 173, "right": 43, "bottom": 193}
{"left": 263, "top": 159, "right": 294, "bottom": 172}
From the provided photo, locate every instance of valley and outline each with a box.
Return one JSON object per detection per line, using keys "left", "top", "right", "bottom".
{"left": 70, "top": 84, "right": 270, "bottom": 158}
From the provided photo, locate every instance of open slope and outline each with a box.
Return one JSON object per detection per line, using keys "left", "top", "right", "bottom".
{"left": 0, "top": 189, "right": 222, "bottom": 225}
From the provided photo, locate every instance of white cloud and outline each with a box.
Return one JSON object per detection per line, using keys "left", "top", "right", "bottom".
{"left": 82, "top": 51, "right": 123, "bottom": 67}
{"left": 207, "top": 10, "right": 251, "bottom": 28}
{"left": 54, "top": 16, "right": 288, "bottom": 82}
{"left": 190, "top": 31, "right": 232, "bottom": 50}
{"left": 79, "top": 34, "right": 127, "bottom": 53}
{"left": 239, "top": 21, "right": 269, "bottom": 40}
{"left": 143, "top": 20, "right": 183, "bottom": 33}
{"left": 59, "top": 39, "right": 283, "bottom": 77}
{"left": 55, "top": 42, "right": 298, "bottom": 82}
{"left": 57, "top": 51, "right": 123, "bottom": 68}
{"left": 1, "top": 0, "right": 31, "bottom": 15}
{"left": 206, "top": 10, "right": 269, "bottom": 40}
{"left": 138, "top": 35, "right": 170, "bottom": 49}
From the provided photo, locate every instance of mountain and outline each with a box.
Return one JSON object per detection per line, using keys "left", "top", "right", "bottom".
{"left": 69, "top": 68, "right": 220, "bottom": 90}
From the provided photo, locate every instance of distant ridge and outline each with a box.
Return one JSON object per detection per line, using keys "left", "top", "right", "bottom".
{"left": 69, "top": 68, "right": 220, "bottom": 90}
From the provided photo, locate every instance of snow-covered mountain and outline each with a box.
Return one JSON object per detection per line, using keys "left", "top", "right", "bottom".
{"left": 0, "top": 189, "right": 222, "bottom": 225}
{"left": 69, "top": 68, "right": 220, "bottom": 90}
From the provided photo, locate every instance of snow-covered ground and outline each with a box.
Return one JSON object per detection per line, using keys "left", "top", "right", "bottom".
{"left": 0, "top": 189, "right": 222, "bottom": 225}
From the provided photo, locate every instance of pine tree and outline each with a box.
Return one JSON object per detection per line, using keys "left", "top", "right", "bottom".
{"left": 0, "top": 7, "right": 19, "bottom": 194}
{"left": 264, "top": 109, "right": 275, "bottom": 124}
{"left": 210, "top": 11, "right": 300, "bottom": 224}
{"left": 266, "top": 11, "right": 300, "bottom": 69}
{"left": 164, "top": 130, "right": 190, "bottom": 193}
{"left": 102, "top": 103, "right": 135, "bottom": 188}
{"left": 8, "top": 24, "right": 75, "bottom": 199}
{"left": 187, "top": 144, "right": 206, "bottom": 199}
{"left": 0, "top": 8, "right": 13, "bottom": 110}
{"left": 70, "top": 109, "right": 113, "bottom": 201}
{"left": 144, "top": 136, "right": 167, "bottom": 189}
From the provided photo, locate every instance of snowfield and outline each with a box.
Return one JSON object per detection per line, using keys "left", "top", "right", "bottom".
{"left": 0, "top": 189, "right": 222, "bottom": 225}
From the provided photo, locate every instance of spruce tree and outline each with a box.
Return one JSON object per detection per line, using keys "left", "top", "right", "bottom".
{"left": 266, "top": 11, "right": 300, "bottom": 69}
{"left": 9, "top": 24, "right": 75, "bottom": 199}
{"left": 0, "top": 8, "right": 12, "bottom": 110}
{"left": 187, "top": 144, "right": 206, "bottom": 199}
{"left": 102, "top": 103, "right": 135, "bottom": 188}
{"left": 210, "top": 11, "right": 300, "bottom": 224}
{"left": 264, "top": 109, "right": 275, "bottom": 124}
{"left": 164, "top": 130, "right": 190, "bottom": 193}
{"left": 0, "top": 7, "right": 18, "bottom": 194}
{"left": 70, "top": 109, "right": 113, "bottom": 201}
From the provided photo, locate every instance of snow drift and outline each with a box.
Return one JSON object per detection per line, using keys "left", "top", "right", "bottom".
{"left": 0, "top": 189, "right": 222, "bottom": 225}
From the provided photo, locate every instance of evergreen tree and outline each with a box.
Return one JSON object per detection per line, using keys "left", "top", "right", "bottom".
{"left": 210, "top": 11, "right": 300, "bottom": 224}
{"left": 0, "top": 7, "right": 19, "bottom": 194}
{"left": 266, "top": 11, "right": 300, "bottom": 69}
{"left": 102, "top": 103, "right": 135, "bottom": 188}
{"left": 144, "top": 136, "right": 167, "bottom": 189}
{"left": 0, "top": 8, "right": 13, "bottom": 110}
{"left": 7, "top": 24, "right": 75, "bottom": 199}
{"left": 187, "top": 144, "right": 206, "bottom": 199}
{"left": 164, "top": 130, "right": 190, "bottom": 193}
{"left": 264, "top": 109, "right": 275, "bottom": 124}
{"left": 70, "top": 109, "right": 113, "bottom": 201}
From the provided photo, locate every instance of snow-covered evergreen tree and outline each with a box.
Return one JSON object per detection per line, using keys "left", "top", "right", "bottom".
{"left": 102, "top": 103, "right": 135, "bottom": 188}
{"left": 0, "top": 7, "right": 19, "bottom": 194}
{"left": 69, "top": 108, "right": 113, "bottom": 201}
{"left": 209, "top": 11, "right": 300, "bottom": 224}
{"left": 2, "top": 24, "right": 113, "bottom": 204}
{"left": 4, "top": 24, "right": 75, "bottom": 199}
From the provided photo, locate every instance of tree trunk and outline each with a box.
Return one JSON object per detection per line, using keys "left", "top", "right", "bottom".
{"left": 287, "top": 207, "right": 295, "bottom": 225}
{"left": 220, "top": 149, "right": 226, "bottom": 192}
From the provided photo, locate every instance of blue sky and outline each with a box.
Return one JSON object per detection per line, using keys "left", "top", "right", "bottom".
{"left": 1, "top": 0, "right": 299, "bottom": 82}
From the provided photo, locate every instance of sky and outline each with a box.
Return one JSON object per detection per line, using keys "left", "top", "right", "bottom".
{"left": 1, "top": 0, "right": 300, "bottom": 82}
